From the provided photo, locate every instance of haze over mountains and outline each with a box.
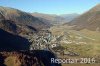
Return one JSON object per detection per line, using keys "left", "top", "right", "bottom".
{"left": 0, "top": 6, "right": 80, "bottom": 36}
{"left": 60, "top": 13, "right": 79, "bottom": 22}
{"left": 32, "top": 12, "right": 79, "bottom": 25}
{"left": 67, "top": 4, "right": 100, "bottom": 31}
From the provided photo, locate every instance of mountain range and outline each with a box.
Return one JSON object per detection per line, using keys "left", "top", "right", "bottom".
{"left": 32, "top": 12, "right": 79, "bottom": 25}
{"left": 0, "top": 6, "right": 51, "bottom": 35}
{"left": 67, "top": 4, "right": 100, "bottom": 31}
{"left": 0, "top": 4, "right": 100, "bottom": 51}
{"left": 0, "top": 6, "right": 80, "bottom": 35}
{"left": 0, "top": 4, "right": 100, "bottom": 66}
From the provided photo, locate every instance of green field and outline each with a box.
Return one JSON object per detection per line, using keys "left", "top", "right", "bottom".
{"left": 50, "top": 26, "right": 100, "bottom": 66}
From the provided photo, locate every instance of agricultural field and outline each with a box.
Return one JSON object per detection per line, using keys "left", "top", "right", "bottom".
{"left": 50, "top": 25, "right": 100, "bottom": 66}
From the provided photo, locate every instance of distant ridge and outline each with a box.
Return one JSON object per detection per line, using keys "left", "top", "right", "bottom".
{"left": 67, "top": 4, "right": 100, "bottom": 31}
{"left": 32, "top": 12, "right": 79, "bottom": 25}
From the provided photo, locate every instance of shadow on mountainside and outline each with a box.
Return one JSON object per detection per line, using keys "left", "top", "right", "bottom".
{"left": 0, "top": 28, "right": 61, "bottom": 66}
{"left": 0, "top": 28, "right": 31, "bottom": 51}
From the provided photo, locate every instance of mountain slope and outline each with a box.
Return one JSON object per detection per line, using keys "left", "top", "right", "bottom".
{"left": 32, "top": 12, "right": 65, "bottom": 25}
{"left": 67, "top": 4, "right": 100, "bottom": 31}
{"left": 32, "top": 13, "right": 79, "bottom": 25}
{"left": 0, "top": 6, "right": 50, "bottom": 32}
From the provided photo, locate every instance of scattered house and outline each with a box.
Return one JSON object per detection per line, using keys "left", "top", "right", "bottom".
{"left": 64, "top": 51, "right": 80, "bottom": 56}
{"left": 51, "top": 44, "right": 58, "bottom": 48}
{"left": 76, "top": 42, "right": 87, "bottom": 44}
{"left": 75, "top": 36, "right": 82, "bottom": 40}
{"left": 60, "top": 40, "right": 73, "bottom": 44}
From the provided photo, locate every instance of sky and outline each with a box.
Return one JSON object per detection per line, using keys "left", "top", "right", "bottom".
{"left": 0, "top": 0, "right": 100, "bottom": 15}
